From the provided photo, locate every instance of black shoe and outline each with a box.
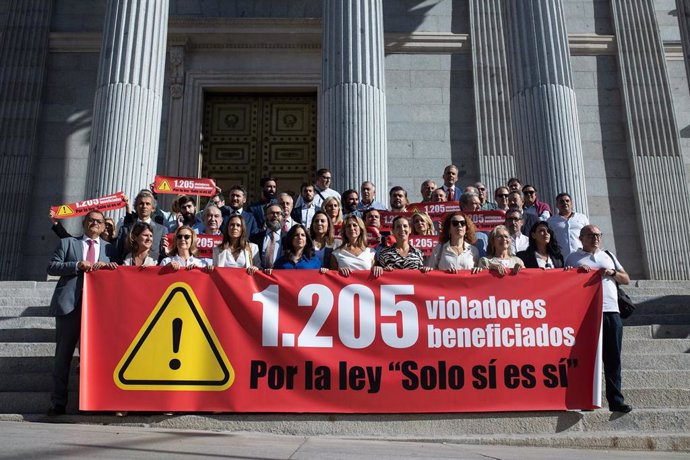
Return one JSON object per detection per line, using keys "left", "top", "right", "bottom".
{"left": 47, "top": 405, "right": 66, "bottom": 416}
{"left": 610, "top": 404, "right": 632, "bottom": 413}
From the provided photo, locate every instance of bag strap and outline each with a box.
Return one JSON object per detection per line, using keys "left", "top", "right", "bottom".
{"left": 604, "top": 250, "right": 620, "bottom": 287}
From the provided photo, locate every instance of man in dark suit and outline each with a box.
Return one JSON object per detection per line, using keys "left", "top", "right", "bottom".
{"left": 507, "top": 191, "right": 538, "bottom": 236}
{"left": 47, "top": 210, "right": 117, "bottom": 415}
{"left": 222, "top": 185, "right": 259, "bottom": 236}
{"left": 250, "top": 204, "right": 287, "bottom": 268}
{"left": 115, "top": 189, "right": 168, "bottom": 262}
{"left": 249, "top": 177, "right": 278, "bottom": 229}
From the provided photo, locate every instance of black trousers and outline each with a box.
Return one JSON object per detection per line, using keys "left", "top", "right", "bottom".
{"left": 51, "top": 308, "right": 81, "bottom": 407}
{"left": 602, "top": 312, "right": 625, "bottom": 408}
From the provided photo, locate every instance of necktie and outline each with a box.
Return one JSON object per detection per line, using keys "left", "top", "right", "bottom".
{"left": 283, "top": 220, "right": 290, "bottom": 232}
{"left": 86, "top": 239, "right": 97, "bottom": 264}
{"left": 265, "top": 233, "right": 276, "bottom": 268}
{"left": 448, "top": 187, "right": 454, "bottom": 201}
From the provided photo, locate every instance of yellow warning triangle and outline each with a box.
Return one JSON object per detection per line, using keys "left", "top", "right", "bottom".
{"left": 56, "top": 205, "right": 74, "bottom": 216}
{"left": 114, "top": 282, "right": 234, "bottom": 391}
{"left": 157, "top": 179, "right": 172, "bottom": 192}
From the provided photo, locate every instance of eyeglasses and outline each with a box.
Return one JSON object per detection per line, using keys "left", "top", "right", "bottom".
{"left": 496, "top": 194, "right": 509, "bottom": 198}
{"left": 524, "top": 190, "right": 536, "bottom": 195}
{"left": 450, "top": 220, "right": 467, "bottom": 227}
{"left": 176, "top": 234, "right": 191, "bottom": 240}
{"left": 87, "top": 218, "right": 104, "bottom": 224}
{"left": 584, "top": 233, "right": 603, "bottom": 239}
{"left": 477, "top": 187, "right": 486, "bottom": 191}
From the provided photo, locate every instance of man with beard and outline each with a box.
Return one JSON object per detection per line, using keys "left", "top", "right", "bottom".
{"left": 251, "top": 203, "right": 286, "bottom": 268}
{"left": 250, "top": 177, "right": 278, "bottom": 229}
{"left": 389, "top": 186, "right": 409, "bottom": 212}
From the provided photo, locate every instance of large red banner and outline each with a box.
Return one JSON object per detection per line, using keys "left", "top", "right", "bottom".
{"left": 82, "top": 268, "right": 603, "bottom": 413}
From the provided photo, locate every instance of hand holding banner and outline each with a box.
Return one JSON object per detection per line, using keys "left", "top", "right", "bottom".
{"left": 154, "top": 175, "right": 217, "bottom": 196}
{"left": 50, "top": 192, "right": 126, "bottom": 219}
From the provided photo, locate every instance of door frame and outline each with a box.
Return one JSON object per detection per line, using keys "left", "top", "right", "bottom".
{"left": 167, "top": 71, "right": 321, "bottom": 179}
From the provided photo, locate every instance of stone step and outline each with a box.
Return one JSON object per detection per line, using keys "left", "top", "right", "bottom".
{"left": 0, "top": 282, "right": 56, "bottom": 289}
{"left": 622, "top": 353, "right": 690, "bottom": 370}
{"left": 0, "top": 297, "right": 52, "bottom": 307}
{"left": 0, "top": 356, "right": 65, "bottom": 373}
{"left": 0, "top": 377, "right": 684, "bottom": 410}
{"left": 624, "top": 314, "right": 690, "bottom": 326}
{"left": 0, "top": 288, "right": 56, "bottom": 298}
{"left": 620, "top": 370, "right": 690, "bottom": 389}
{"left": 0, "top": 405, "right": 689, "bottom": 435}
{"left": 622, "top": 338, "right": 690, "bottom": 354}
{"left": 0, "top": 317, "right": 55, "bottom": 342}
{"left": 624, "top": 325, "right": 690, "bottom": 339}
{"left": 0, "top": 306, "right": 51, "bottom": 318}
{"left": 0, "top": 392, "right": 78, "bottom": 414}
{"left": 631, "top": 280, "right": 690, "bottom": 289}
{"left": 0, "top": 343, "right": 70, "bottom": 357}
{"left": 0, "top": 372, "right": 78, "bottom": 392}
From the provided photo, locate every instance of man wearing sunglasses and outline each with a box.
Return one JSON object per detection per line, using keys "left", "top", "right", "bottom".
{"left": 522, "top": 184, "right": 551, "bottom": 221}
{"left": 565, "top": 225, "right": 632, "bottom": 414}
{"left": 474, "top": 182, "right": 497, "bottom": 210}
{"left": 47, "top": 211, "right": 117, "bottom": 416}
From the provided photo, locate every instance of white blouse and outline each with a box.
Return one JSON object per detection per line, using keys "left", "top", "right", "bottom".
{"left": 213, "top": 243, "right": 260, "bottom": 268}
{"left": 331, "top": 246, "right": 375, "bottom": 270}
{"left": 122, "top": 253, "right": 157, "bottom": 267}
{"left": 427, "top": 241, "right": 478, "bottom": 270}
{"left": 160, "top": 255, "right": 207, "bottom": 268}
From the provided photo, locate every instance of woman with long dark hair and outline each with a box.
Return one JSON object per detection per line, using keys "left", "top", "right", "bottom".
{"left": 210, "top": 215, "right": 260, "bottom": 274}
{"left": 271, "top": 224, "right": 327, "bottom": 271}
{"left": 517, "top": 221, "right": 564, "bottom": 269}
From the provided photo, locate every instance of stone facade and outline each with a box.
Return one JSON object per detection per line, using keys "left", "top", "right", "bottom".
{"left": 2, "top": 0, "right": 690, "bottom": 280}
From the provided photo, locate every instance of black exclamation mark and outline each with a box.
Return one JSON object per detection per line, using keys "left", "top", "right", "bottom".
{"left": 169, "top": 318, "right": 182, "bottom": 370}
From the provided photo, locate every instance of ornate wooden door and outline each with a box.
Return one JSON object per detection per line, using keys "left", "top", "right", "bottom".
{"left": 201, "top": 94, "right": 317, "bottom": 203}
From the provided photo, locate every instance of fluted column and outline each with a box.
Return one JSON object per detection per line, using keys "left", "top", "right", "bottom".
{"left": 86, "top": 0, "right": 169, "bottom": 202}
{"left": 504, "top": 0, "right": 588, "bottom": 214}
{"left": 321, "top": 0, "right": 388, "bottom": 195}
{"left": 611, "top": 0, "right": 690, "bottom": 279}
{"left": 0, "top": 0, "right": 53, "bottom": 279}
{"left": 470, "top": 0, "right": 515, "bottom": 194}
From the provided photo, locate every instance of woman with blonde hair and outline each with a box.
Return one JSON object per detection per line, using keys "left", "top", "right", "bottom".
{"left": 209, "top": 215, "right": 260, "bottom": 274}
{"left": 330, "top": 215, "right": 381, "bottom": 277}
{"left": 478, "top": 225, "right": 524, "bottom": 276}
{"left": 411, "top": 212, "right": 436, "bottom": 236}
{"left": 160, "top": 225, "right": 206, "bottom": 270}
{"left": 322, "top": 196, "right": 343, "bottom": 227}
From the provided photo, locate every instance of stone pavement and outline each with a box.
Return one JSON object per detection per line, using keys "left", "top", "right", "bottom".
{"left": 1, "top": 421, "right": 688, "bottom": 460}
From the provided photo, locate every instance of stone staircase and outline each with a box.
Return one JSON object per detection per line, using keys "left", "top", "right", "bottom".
{"left": 0, "top": 280, "right": 688, "bottom": 452}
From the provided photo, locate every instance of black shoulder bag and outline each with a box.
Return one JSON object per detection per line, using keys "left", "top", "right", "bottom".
{"left": 604, "top": 250, "right": 635, "bottom": 319}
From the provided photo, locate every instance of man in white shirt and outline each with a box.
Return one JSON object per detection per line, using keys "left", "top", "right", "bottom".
{"left": 441, "top": 164, "right": 460, "bottom": 201}
{"left": 420, "top": 179, "right": 436, "bottom": 202}
{"left": 312, "top": 168, "right": 341, "bottom": 207}
{"left": 548, "top": 192, "right": 589, "bottom": 258}
{"left": 565, "top": 225, "right": 632, "bottom": 413}
{"left": 358, "top": 181, "right": 386, "bottom": 211}
{"left": 277, "top": 193, "right": 297, "bottom": 231}
{"left": 505, "top": 208, "right": 529, "bottom": 254}
{"left": 292, "top": 183, "right": 319, "bottom": 228}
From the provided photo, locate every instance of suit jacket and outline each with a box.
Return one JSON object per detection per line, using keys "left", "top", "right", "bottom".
{"left": 221, "top": 206, "right": 259, "bottom": 236}
{"left": 250, "top": 229, "right": 287, "bottom": 267}
{"left": 115, "top": 213, "right": 167, "bottom": 263}
{"left": 291, "top": 204, "right": 320, "bottom": 226}
{"left": 47, "top": 236, "right": 116, "bottom": 316}
{"left": 520, "top": 212, "right": 540, "bottom": 237}
{"left": 516, "top": 249, "right": 565, "bottom": 269}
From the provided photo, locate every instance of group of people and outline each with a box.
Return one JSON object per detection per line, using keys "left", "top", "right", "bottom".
{"left": 46, "top": 165, "right": 631, "bottom": 416}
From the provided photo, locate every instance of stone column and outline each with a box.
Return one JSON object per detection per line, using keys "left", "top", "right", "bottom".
{"left": 504, "top": 0, "right": 588, "bottom": 215}
{"left": 0, "top": 0, "right": 53, "bottom": 279}
{"left": 321, "top": 0, "right": 388, "bottom": 196}
{"left": 86, "top": 0, "right": 169, "bottom": 202}
{"left": 611, "top": 0, "right": 690, "bottom": 279}
{"left": 470, "top": 0, "right": 515, "bottom": 194}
